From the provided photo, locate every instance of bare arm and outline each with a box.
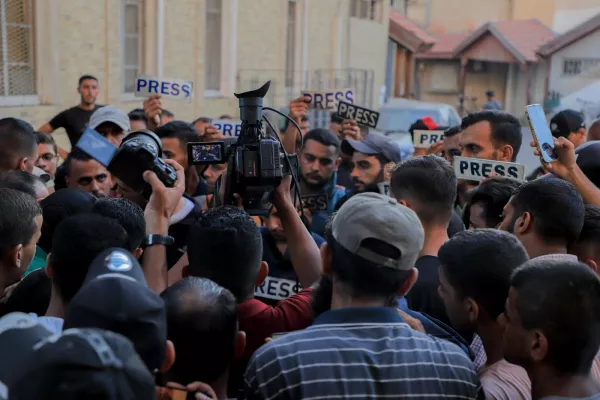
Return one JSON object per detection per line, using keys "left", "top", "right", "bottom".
{"left": 281, "top": 96, "right": 309, "bottom": 154}
{"left": 38, "top": 123, "right": 54, "bottom": 134}
{"left": 141, "top": 159, "right": 186, "bottom": 293}
{"left": 273, "top": 176, "right": 321, "bottom": 288}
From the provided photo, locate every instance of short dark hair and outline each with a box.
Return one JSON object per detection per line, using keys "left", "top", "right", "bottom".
{"left": 155, "top": 121, "right": 199, "bottom": 148}
{"left": 390, "top": 155, "right": 457, "bottom": 226}
{"left": 462, "top": 176, "right": 521, "bottom": 228}
{"left": 128, "top": 108, "right": 148, "bottom": 123}
{"left": 161, "top": 109, "right": 174, "bottom": 118}
{"left": 302, "top": 128, "right": 340, "bottom": 152}
{"left": 511, "top": 259, "right": 600, "bottom": 373}
{"left": 0, "top": 170, "right": 44, "bottom": 199}
{"left": 330, "top": 113, "right": 344, "bottom": 124}
{"left": 78, "top": 75, "right": 97, "bottom": 86}
{"left": 36, "top": 132, "right": 57, "bottom": 154}
{"left": 509, "top": 178, "right": 584, "bottom": 247}
{"left": 326, "top": 219, "right": 412, "bottom": 302}
{"left": 49, "top": 214, "right": 129, "bottom": 303}
{"left": 577, "top": 205, "right": 600, "bottom": 245}
{"left": 162, "top": 277, "right": 238, "bottom": 385}
{"left": 0, "top": 118, "right": 37, "bottom": 172}
{"left": 91, "top": 198, "right": 146, "bottom": 250}
{"left": 0, "top": 188, "right": 42, "bottom": 257}
{"left": 283, "top": 115, "right": 309, "bottom": 131}
{"left": 444, "top": 125, "right": 461, "bottom": 138}
{"left": 461, "top": 111, "right": 522, "bottom": 161}
{"left": 187, "top": 206, "right": 263, "bottom": 302}
{"left": 63, "top": 148, "right": 94, "bottom": 176}
{"left": 191, "top": 117, "right": 212, "bottom": 126}
{"left": 439, "top": 229, "right": 528, "bottom": 319}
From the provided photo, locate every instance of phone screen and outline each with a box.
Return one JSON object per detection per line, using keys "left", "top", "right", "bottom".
{"left": 526, "top": 104, "right": 557, "bottom": 163}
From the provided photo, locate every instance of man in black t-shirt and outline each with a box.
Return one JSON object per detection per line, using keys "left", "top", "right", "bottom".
{"left": 38, "top": 75, "right": 103, "bottom": 156}
{"left": 390, "top": 155, "right": 457, "bottom": 326}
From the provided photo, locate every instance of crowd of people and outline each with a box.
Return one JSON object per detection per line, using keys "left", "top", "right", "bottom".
{"left": 0, "top": 74, "right": 599, "bottom": 400}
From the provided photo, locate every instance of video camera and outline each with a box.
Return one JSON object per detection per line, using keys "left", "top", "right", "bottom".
{"left": 187, "top": 81, "right": 298, "bottom": 215}
{"left": 76, "top": 128, "right": 177, "bottom": 199}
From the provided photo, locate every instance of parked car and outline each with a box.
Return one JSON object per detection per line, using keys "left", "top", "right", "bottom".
{"left": 375, "top": 99, "right": 462, "bottom": 158}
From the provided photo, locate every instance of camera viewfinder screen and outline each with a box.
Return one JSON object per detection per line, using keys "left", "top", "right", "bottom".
{"left": 190, "top": 143, "right": 224, "bottom": 164}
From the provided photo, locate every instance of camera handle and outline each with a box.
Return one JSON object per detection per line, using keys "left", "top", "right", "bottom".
{"left": 262, "top": 110, "right": 307, "bottom": 231}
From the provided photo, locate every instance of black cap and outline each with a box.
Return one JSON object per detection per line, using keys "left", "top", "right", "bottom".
{"left": 342, "top": 134, "right": 402, "bottom": 163}
{"left": 486, "top": 89, "right": 495, "bottom": 97}
{"left": 64, "top": 248, "right": 167, "bottom": 372}
{"left": 0, "top": 312, "right": 53, "bottom": 387}
{"left": 550, "top": 109, "right": 585, "bottom": 139}
{"left": 9, "top": 328, "right": 155, "bottom": 400}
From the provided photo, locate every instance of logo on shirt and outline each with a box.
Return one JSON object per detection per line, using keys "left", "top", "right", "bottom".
{"left": 255, "top": 276, "right": 302, "bottom": 301}
{"left": 301, "top": 193, "right": 329, "bottom": 213}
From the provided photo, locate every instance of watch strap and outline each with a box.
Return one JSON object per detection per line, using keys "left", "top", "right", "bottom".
{"left": 143, "top": 234, "right": 175, "bottom": 248}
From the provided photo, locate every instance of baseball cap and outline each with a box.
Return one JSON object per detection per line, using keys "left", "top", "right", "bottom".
{"left": 550, "top": 109, "right": 585, "bottom": 139}
{"left": 9, "top": 328, "right": 155, "bottom": 400}
{"left": 64, "top": 248, "right": 167, "bottom": 372}
{"left": 331, "top": 192, "right": 424, "bottom": 271}
{"left": 0, "top": 312, "right": 53, "bottom": 388}
{"left": 89, "top": 105, "right": 131, "bottom": 132}
{"left": 342, "top": 134, "right": 402, "bottom": 163}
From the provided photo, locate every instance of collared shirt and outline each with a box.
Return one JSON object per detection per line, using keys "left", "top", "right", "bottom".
{"left": 245, "top": 306, "right": 483, "bottom": 400}
{"left": 257, "top": 227, "right": 324, "bottom": 305}
{"left": 479, "top": 359, "right": 531, "bottom": 400}
{"left": 531, "top": 253, "right": 578, "bottom": 263}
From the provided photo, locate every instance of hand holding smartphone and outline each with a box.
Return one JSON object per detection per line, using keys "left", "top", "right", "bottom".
{"left": 525, "top": 104, "right": 558, "bottom": 164}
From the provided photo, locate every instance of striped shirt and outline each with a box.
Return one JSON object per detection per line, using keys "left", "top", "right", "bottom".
{"left": 245, "top": 307, "right": 483, "bottom": 400}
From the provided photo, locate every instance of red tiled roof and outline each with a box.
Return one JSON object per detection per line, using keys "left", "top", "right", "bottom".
{"left": 389, "top": 8, "right": 437, "bottom": 52}
{"left": 416, "top": 32, "right": 469, "bottom": 59}
{"left": 452, "top": 19, "right": 556, "bottom": 63}
{"left": 539, "top": 12, "right": 600, "bottom": 57}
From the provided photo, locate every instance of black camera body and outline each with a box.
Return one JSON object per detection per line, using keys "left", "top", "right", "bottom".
{"left": 76, "top": 128, "right": 177, "bottom": 199}
{"left": 187, "top": 81, "right": 297, "bottom": 215}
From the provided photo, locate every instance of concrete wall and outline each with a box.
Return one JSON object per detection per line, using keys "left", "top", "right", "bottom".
{"left": 0, "top": 0, "right": 388, "bottom": 150}
{"left": 548, "top": 29, "right": 600, "bottom": 97}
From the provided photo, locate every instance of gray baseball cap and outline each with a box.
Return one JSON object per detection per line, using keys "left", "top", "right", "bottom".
{"left": 332, "top": 192, "right": 424, "bottom": 271}
{"left": 89, "top": 106, "right": 131, "bottom": 132}
{"left": 342, "top": 134, "right": 402, "bottom": 163}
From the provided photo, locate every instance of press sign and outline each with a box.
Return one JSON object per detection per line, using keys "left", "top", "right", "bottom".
{"left": 453, "top": 156, "right": 525, "bottom": 181}
{"left": 301, "top": 193, "right": 329, "bottom": 213}
{"left": 135, "top": 76, "right": 193, "bottom": 102}
{"left": 212, "top": 120, "right": 242, "bottom": 137}
{"left": 337, "top": 101, "right": 379, "bottom": 129}
{"left": 301, "top": 89, "right": 354, "bottom": 111}
{"left": 414, "top": 130, "right": 445, "bottom": 148}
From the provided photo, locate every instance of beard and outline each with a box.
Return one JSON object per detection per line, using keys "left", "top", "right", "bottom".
{"left": 301, "top": 172, "right": 328, "bottom": 191}
{"left": 352, "top": 177, "right": 384, "bottom": 194}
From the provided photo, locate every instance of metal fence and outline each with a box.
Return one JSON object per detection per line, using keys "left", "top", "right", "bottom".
{"left": 0, "top": 0, "right": 36, "bottom": 99}
{"left": 237, "top": 68, "right": 374, "bottom": 129}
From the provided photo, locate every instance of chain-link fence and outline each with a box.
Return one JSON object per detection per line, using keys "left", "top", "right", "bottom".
{"left": 237, "top": 68, "right": 374, "bottom": 129}
{"left": 0, "top": 0, "right": 36, "bottom": 98}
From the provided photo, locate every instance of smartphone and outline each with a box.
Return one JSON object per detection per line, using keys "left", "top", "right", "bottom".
{"left": 525, "top": 104, "right": 557, "bottom": 163}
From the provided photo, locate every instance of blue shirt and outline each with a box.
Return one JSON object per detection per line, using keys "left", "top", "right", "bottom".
{"left": 255, "top": 227, "right": 325, "bottom": 305}
{"left": 483, "top": 100, "right": 503, "bottom": 111}
{"left": 245, "top": 306, "right": 483, "bottom": 400}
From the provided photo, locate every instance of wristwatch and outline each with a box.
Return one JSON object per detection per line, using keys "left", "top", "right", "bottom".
{"left": 143, "top": 234, "right": 175, "bottom": 248}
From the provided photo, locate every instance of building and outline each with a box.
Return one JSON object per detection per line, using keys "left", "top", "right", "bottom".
{"left": 0, "top": 0, "right": 389, "bottom": 150}
{"left": 538, "top": 12, "right": 600, "bottom": 116}
{"left": 414, "top": 20, "right": 555, "bottom": 117}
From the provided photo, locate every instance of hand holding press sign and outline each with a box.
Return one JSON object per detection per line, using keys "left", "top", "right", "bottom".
{"left": 453, "top": 156, "right": 525, "bottom": 182}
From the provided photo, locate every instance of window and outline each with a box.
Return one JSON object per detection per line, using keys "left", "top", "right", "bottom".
{"left": 285, "top": 0, "right": 296, "bottom": 88}
{"left": 122, "top": 0, "right": 143, "bottom": 94}
{"left": 430, "top": 63, "right": 459, "bottom": 92}
{"left": 350, "top": 0, "right": 383, "bottom": 22}
{"left": 0, "top": 0, "right": 36, "bottom": 100}
{"left": 205, "top": 0, "right": 222, "bottom": 93}
{"left": 563, "top": 58, "right": 600, "bottom": 76}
